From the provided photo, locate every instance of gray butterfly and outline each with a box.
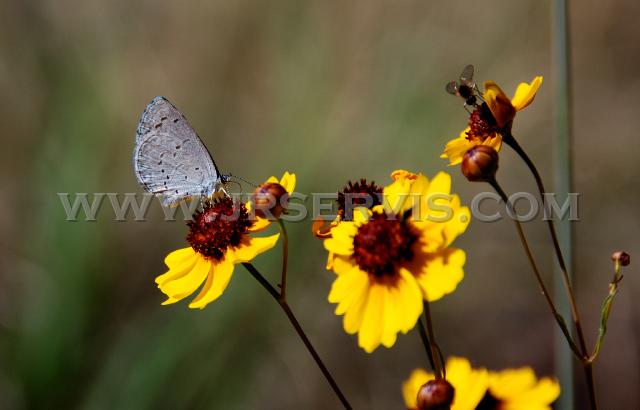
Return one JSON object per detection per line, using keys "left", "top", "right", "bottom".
{"left": 133, "top": 96, "right": 227, "bottom": 206}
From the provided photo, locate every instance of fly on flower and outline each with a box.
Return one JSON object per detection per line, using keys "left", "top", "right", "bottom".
{"left": 446, "top": 64, "right": 482, "bottom": 111}
{"left": 133, "top": 96, "right": 231, "bottom": 207}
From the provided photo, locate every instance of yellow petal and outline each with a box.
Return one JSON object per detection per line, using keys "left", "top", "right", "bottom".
{"left": 158, "top": 255, "right": 211, "bottom": 300}
{"left": 441, "top": 129, "right": 476, "bottom": 166}
{"left": 323, "top": 222, "right": 357, "bottom": 256}
{"left": 441, "top": 195, "right": 471, "bottom": 247}
{"left": 481, "top": 133, "right": 503, "bottom": 152}
{"left": 231, "top": 234, "right": 280, "bottom": 262}
{"left": 156, "top": 248, "right": 199, "bottom": 286}
{"left": 402, "top": 368, "right": 433, "bottom": 409}
{"left": 341, "top": 274, "right": 371, "bottom": 334}
{"left": 415, "top": 248, "right": 466, "bottom": 302}
{"left": 489, "top": 368, "right": 559, "bottom": 409}
{"left": 383, "top": 175, "right": 414, "bottom": 215}
{"left": 188, "top": 256, "right": 236, "bottom": 309}
{"left": 248, "top": 215, "right": 271, "bottom": 233}
{"left": 330, "top": 266, "right": 370, "bottom": 316}
{"left": 358, "top": 284, "right": 385, "bottom": 353}
{"left": 445, "top": 357, "right": 489, "bottom": 410}
{"left": 511, "top": 76, "right": 543, "bottom": 111}
{"left": 164, "top": 247, "right": 197, "bottom": 269}
{"left": 279, "top": 171, "right": 296, "bottom": 193}
{"left": 484, "top": 81, "right": 516, "bottom": 128}
{"left": 395, "top": 269, "right": 424, "bottom": 333}
{"left": 331, "top": 255, "right": 354, "bottom": 275}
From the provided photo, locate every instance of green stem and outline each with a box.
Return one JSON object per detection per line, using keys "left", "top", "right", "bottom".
{"left": 242, "top": 263, "right": 352, "bottom": 409}
{"left": 276, "top": 219, "right": 289, "bottom": 301}
{"left": 489, "top": 179, "right": 583, "bottom": 359}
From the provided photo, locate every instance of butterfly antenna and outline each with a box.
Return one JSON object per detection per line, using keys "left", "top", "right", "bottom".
{"left": 226, "top": 173, "right": 259, "bottom": 188}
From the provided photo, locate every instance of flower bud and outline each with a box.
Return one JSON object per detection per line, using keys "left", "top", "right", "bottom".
{"left": 416, "top": 379, "right": 455, "bottom": 410}
{"left": 251, "top": 182, "right": 289, "bottom": 219}
{"left": 461, "top": 145, "right": 499, "bottom": 182}
{"left": 612, "top": 251, "right": 630, "bottom": 267}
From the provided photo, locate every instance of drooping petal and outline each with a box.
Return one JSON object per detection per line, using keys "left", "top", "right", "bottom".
{"left": 188, "top": 256, "right": 235, "bottom": 309}
{"left": 441, "top": 128, "right": 477, "bottom": 166}
{"left": 330, "top": 266, "right": 370, "bottom": 316}
{"left": 393, "top": 268, "right": 424, "bottom": 333}
{"left": 156, "top": 248, "right": 199, "bottom": 286}
{"left": 231, "top": 234, "right": 280, "bottom": 263}
{"left": 357, "top": 283, "right": 385, "bottom": 353}
{"left": 164, "top": 247, "right": 198, "bottom": 270}
{"left": 484, "top": 81, "right": 516, "bottom": 128}
{"left": 511, "top": 76, "right": 543, "bottom": 111}
{"left": 414, "top": 248, "right": 466, "bottom": 302}
{"left": 158, "top": 255, "right": 211, "bottom": 302}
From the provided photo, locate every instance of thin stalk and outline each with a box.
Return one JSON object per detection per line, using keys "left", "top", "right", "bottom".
{"left": 242, "top": 263, "right": 352, "bottom": 409}
{"left": 423, "top": 300, "right": 445, "bottom": 379}
{"left": 417, "top": 319, "right": 437, "bottom": 372}
{"left": 276, "top": 219, "right": 289, "bottom": 301}
{"left": 503, "top": 135, "right": 598, "bottom": 410}
{"left": 488, "top": 179, "right": 583, "bottom": 359}
{"left": 504, "top": 134, "right": 588, "bottom": 354}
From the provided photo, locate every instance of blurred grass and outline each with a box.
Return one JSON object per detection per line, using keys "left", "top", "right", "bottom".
{"left": 0, "top": 1, "right": 639, "bottom": 409}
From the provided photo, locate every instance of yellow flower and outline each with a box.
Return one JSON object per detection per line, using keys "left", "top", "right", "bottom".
{"left": 402, "top": 357, "right": 489, "bottom": 410}
{"left": 156, "top": 196, "right": 280, "bottom": 309}
{"left": 441, "top": 76, "right": 543, "bottom": 166}
{"left": 402, "top": 358, "right": 559, "bottom": 410}
{"left": 486, "top": 367, "right": 560, "bottom": 410}
{"left": 324, "top": 170, "right": 470, "bottom": 352}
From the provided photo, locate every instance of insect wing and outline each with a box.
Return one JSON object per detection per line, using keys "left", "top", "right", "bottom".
{"left": 445, "top": 81, "right": 459, "bottom": 95}
{"left": 460, "top": 64, "right": 474, "bottom": 83}
{"left": 133, "top": 97, "right": 220, "bottom": 206}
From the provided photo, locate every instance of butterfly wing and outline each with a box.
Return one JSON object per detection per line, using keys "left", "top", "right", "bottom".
{"left": 133, "top": 97, "right": 220, "bottom": 206}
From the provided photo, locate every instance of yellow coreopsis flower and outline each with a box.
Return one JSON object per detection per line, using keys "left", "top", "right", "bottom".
{"left": 441, "top": 76, "right": 543, "bottom": 166}
{"left": 155, "top": 172, "right": 297, "bottom": 309}
{"left": 486, "top": 368, "right": 560, "bottom": 410}
{"left": 402, "top": 357, "right": 489, "bottom": 410}
{"left": 402, "top": 358, "right": 560, "bottom": 410}
{"left": 324, "top": 170, "right": 470, "bottom": 352}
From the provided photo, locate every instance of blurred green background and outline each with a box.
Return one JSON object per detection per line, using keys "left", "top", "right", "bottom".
{"left": 1, "top": 0, "right": 638, "bottom": 408}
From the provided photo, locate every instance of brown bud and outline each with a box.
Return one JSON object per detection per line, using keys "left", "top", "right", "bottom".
{"left": 461, "top": 145, "right": 499, "bottom": 182}
{"left": 251, "top": 182, "right": 289, "bottom": 219}
{"left": 612, "top": 251, "right": 630, "bottom": 267}
{"left": 416, "top": 379, "right": 455, "bottom": 410}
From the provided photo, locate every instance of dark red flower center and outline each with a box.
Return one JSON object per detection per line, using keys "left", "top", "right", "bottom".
{"left": 466, "top": 103, "right": 499, "bottom": 142}
{"left": 337, "top": 179, "right": 383, "bottom": 221}
{"left": 352, "top": 212, "right": 419, "bottom": 280}
{"left": 186, "top": 197, "right": 253, "bottom": 260}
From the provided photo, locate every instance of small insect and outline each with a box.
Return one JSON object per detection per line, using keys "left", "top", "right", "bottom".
{"left": 445, "top": 64, "right": 480, "bottom": 109}
{"left": 133, "top": 96, "right": 229, "bottom": 207}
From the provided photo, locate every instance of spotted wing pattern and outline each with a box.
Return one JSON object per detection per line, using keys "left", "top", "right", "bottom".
{"left": 133, "top": 97, "right": 220, "bottom": 206}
